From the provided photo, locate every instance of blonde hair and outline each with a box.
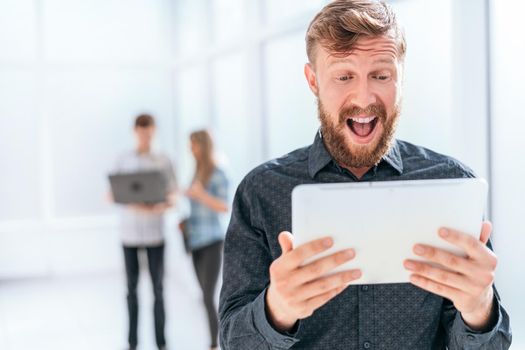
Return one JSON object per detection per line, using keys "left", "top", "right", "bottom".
{"left": 306, "top": 0, "right": 406, "bottom": 64}
{"left": 190, "top": 129, "right": 216, "bottom": 186}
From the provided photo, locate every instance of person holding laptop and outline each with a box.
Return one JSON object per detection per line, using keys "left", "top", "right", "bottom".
{"left": 113, "top": 114, "right": 176, "bottom": 350}
{"left": 219, "top": 1, "right": 511, "bottom": 349}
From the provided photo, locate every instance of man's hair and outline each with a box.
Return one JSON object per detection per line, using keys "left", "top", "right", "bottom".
{"left": 134, "top": 113, "right": 155, "bottom": 128}
{"left": 306, "top": 0, "right": 406, "bottom": 64}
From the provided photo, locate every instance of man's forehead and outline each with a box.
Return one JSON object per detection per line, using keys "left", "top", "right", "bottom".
{"left": 322, "top": 35, "right": 399, "bottom": 66}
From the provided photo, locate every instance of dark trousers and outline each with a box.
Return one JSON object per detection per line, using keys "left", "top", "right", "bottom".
{"left": 123, "top": 244, "right": 166, "bottom": 348}
{"left": 192, "top": 241, "right": 223, "bottom": 348}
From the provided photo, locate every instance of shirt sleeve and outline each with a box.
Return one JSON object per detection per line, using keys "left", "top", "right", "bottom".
{"left": 441, "top": 239, "right": 512, "bottom": 349}
{"left": 218, "top": 177, "right": 300, "bottom": 350}
{"left": 442, "top": 287, "right": 511, "bottom": 349}
{"left": 210, "top": 169, "right": 229, "bottom": 202}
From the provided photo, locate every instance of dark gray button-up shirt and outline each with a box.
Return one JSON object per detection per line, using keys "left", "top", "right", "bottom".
{"left": 219, "top": 132, "right": 511, "bottom": 349}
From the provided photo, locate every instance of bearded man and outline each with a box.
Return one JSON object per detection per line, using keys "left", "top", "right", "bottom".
{"left": 218, "top": 1, "right": 511, "bottom": 349}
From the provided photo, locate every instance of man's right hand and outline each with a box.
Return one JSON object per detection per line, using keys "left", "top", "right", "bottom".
{"left": 265, "top": 231, "right": 361, "bottom": 332}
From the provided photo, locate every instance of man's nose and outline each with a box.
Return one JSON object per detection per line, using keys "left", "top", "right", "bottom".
{"left": 349, "top": 80, "right": 376, "bottom": 109}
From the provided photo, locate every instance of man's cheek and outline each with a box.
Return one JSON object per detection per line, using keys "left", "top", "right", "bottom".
{"left": 322, "top": 97, "right": 347, "bottom": 116}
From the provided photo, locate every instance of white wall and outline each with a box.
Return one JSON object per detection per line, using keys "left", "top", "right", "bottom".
{"left": 490, "top": 0, "right": 525, "bottom": 346}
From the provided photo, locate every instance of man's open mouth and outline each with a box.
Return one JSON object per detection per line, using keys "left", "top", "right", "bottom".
{"left": 346, "top": 116, "right": 379, "bottom": 138}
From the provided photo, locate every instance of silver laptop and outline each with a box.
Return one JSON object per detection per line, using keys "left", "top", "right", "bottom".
{"left": 108, "top": 171, "right": 167, "bottom": 204}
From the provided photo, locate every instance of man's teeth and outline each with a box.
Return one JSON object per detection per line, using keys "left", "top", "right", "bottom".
{"left": 349, "top": 116, "right": 377, "bottom": 124}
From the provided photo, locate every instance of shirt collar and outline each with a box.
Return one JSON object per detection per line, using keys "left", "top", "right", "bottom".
{"left": 382, "top": 139, "right": 404, "bottom": 174}
{"left": 307, "top": 129, "right": 404, "bottom": 179}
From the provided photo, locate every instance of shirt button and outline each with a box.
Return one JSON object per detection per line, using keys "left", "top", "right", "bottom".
{"left": 467, "top": 334, "right": 476, "bottom": 341}
{"left": 362, "top": 285, "right": 369, "bottom": 291}
{"left": 284, "top": 338, "right": 294, "bottom": 343}
{"left": 363, "top": 341, "right": 371, "bottom": 349}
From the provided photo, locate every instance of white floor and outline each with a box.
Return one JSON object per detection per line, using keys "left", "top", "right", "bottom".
{"left": 1, "top": 256, "right": 523, "bottom": 350}
{"left": 0, "top": 252, "right": 217, "bottom": 350}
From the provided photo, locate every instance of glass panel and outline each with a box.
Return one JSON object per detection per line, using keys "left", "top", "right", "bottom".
{"left": 0, "top": 0, "right": 37, "bottom": 62}
{"left": 491, "top": 0, "right": 525, "bottom": 346}
{"left": 43, "top": 0, "right": 174, "bottom": 63}
{"left": 264, "top": 0, "right": 326, "bottom": 23}
{"left": 211, "top": 0, "right": 245, "bottom": 43}
{"left": 0, "top": 71, "right": 40, "bottom": 220}
{"left": 391, "top": 0, "right": 455, "bottom": 155}
{"left": 212, "top": 51, "right": 256, "bottom": 189}
{"left": 174, "top": 65, "right": 211, "bottom": 186}
{"left": 264, "top": 31, "right": 319, "bottom": 160}
{"left": 174, "top": 0, "right": 209, "bottom": 58}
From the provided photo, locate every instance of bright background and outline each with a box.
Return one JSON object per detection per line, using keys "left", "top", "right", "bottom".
{"left": 0, "top": 0, "right": 523, "bottom": 349}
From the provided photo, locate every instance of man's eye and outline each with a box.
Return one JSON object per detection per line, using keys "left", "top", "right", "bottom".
{"left": 338, "top": 75, "right": 351, "bottom": 81}
{"left": 374, "top": 75, "right": 390, "bottom": 81}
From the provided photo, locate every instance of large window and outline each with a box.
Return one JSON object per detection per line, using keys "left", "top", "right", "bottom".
{"left": 0, "top": 0, "right": 37, "bottom": 62}
{"left": 491, "top": 0, "right": 525, "bottom": 345}
{"left": 264, "top": 32, "right": 319, "bottom": 159}
{"left": 211, "top": 51, "right": 254, "bottom": 187}
{"left": 392, "top": 0, "right": 490, "bottom": 179}
{"left": 0, "top": 71, "right": 40, "bottom": 221}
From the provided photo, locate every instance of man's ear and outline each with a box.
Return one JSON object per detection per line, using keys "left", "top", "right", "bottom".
{"left": 304, "top": 63, "right": 319, "bottom": 97}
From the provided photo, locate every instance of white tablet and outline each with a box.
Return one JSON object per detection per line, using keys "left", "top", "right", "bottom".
{"left": 291, "top": 178, "right": 488, "bottom": 284}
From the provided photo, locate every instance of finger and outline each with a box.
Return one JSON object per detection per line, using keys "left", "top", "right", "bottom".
{"left": 302, "top": 284, "right": 348, "bottom": 317}
{"left": 479, "top": 221, "right": 492, "bottom": 245}
{"left": 297, "top": 269, "right": 362, "bottom": 300}
{"left": 438, "top": 227, "right": 488, "bottom": 260}
{"left": 269, "top": 232, "right": 296, "bottom": 279}
{"left": 278, "top": 231, "right": 294, "bottom": 256}
{"left": 290, "top": 249, "right": 356, "bottom": 286}
{"left": 409, "top": 273, "right": 464, "bottom": 302}
{"left": 411, "top": 244, "right": 475, "bottom": 276}
{"left": 404, "top": 260, "right": 472, "bottom": 293}
{"left": 285, "top": 236, "right": 334, "bottom": 268}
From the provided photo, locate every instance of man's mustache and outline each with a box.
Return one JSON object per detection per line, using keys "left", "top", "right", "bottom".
{"left": 338, "top": 104, "right": 387, "bottom": 124}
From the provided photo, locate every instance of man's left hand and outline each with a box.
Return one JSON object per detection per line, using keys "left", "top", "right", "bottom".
{"left": 404, "top": 221, "right": 497, "bottom": 330}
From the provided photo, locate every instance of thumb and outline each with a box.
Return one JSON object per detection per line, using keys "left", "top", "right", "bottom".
{"left": 278, "top": 231, "right": 294, "bottom": 255}
{"left": 479, "top": 221, "right": 493, "bottom": 245}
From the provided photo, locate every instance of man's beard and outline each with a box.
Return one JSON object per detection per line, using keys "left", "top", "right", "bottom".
{"left": 318, "top": 99, "right": 400, "bottom": 169}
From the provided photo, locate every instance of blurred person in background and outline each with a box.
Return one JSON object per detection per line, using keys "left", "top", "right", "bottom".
{"left": 112, "top": 114, "right": 177, "bottom": 350}
{"left": 184, "top": 129, "right": 229, "bottom": 350}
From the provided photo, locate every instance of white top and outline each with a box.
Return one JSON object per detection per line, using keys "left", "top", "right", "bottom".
{"left": 113, "top": 150, "right": 177, "bottom": 247}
